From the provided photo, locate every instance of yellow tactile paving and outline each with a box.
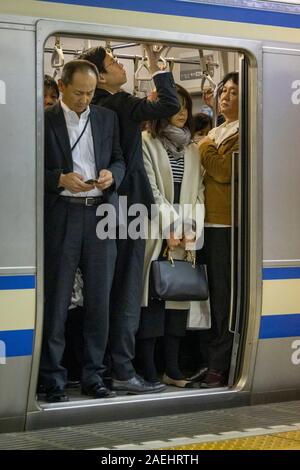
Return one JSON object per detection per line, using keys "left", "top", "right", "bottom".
{"left": 160, "top": 430, "right": 300, "bottom": 450}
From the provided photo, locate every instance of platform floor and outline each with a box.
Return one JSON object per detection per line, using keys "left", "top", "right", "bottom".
{"left": 0, "top": 400, "right": 300, "bottom": 450}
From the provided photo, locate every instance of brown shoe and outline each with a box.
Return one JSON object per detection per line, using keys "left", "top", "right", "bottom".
{"left": 200, "top": 369, "right": 226, "bottom": 388}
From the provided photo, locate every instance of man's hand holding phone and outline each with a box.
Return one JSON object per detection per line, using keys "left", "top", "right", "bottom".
{"left": 58, "top": 172, "right": 96, "bottom": 193}
{"left": 95, "top": 169, "right": 114, "bottom": 191}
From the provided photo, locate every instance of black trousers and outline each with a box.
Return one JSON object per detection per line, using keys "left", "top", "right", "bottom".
{"left": 203, "top": 227, "right": 233, "bottom": 372}
{"left": 62, "top": 306, "right": 84, "bottom": 381}
{"left": 40, "top": 199, "right": 117, "bottom": 389}
{"left": 108, "top": 235, "right": 146, "bottom": 380}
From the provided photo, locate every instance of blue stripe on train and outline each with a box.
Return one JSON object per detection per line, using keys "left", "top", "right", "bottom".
{"left": 263, "top": 267, "right": 300, "bottom": 280}
{"left": 39, "top": 0, "right": 300, "bottom": 29}
{"left": 0, "top": 329, "right": 34, "bottom": 357}
{"left": 0, "top": 275, "right": 36, "bottom": 290}
{"left": 259, "top": 314, "right": 300, "bottom": 339}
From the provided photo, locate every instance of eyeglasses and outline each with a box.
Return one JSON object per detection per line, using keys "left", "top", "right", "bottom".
{"left": 106, "top": 57, "right": 121, "bottom": 68}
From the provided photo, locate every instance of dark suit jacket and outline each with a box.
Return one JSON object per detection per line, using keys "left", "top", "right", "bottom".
{"left": 92, "top": 72, "right": 180, "bottom": 212}
{"left": 44, "top": 102, "right": 125, "bottom": 211}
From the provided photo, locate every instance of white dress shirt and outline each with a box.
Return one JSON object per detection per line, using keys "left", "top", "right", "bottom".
{"left": 60, "top": 100, "right": 102, "bottom": 197}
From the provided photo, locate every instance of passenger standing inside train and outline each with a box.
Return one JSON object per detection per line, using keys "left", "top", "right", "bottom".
{"left": 137, "top": 84, "right": 205, "bottom": 388}
{"left": 78, "top": 45, "right": 180, "bottom": 394}
{"left": 192, "top": 112, "right": 212, "bottom": 143}
{"left": 44, "top": 74, "right": 59, "bottom": 108}
{"left": 43, "top": 75, "right": 83, "bottom": 387}
{"left": 198, "top": 72, "right": 239, "bottom": 388}
{"left": 40, "top": 59, "right": 125, "bottom": 402}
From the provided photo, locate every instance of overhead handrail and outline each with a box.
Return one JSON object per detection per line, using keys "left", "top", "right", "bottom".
{"left": 45, "top": 47, "right": 218, "bottom": 68}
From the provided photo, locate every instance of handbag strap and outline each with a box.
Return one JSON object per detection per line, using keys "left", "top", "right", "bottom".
{"left": 184, "top": 250, "right": 196, "bottom": 268}
{"left": 71, "top": 114, "right": 91, "bottom": 152}
{"left": 163, "top": 246, "right": 175, "bottom": 265}
{"left": 163, "top": 246, "right": 196, "bottom": 268}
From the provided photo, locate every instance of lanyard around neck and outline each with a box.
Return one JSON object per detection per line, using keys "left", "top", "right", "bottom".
{"left": 71, "top": 114, "right": 91, "bottom": 152}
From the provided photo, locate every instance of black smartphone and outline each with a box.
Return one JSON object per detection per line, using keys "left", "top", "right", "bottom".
{"left": 85, "top": 179, "right": 98, "bottom": 184}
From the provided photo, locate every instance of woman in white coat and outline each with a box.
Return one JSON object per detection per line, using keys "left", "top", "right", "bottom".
{"left": 136, "top": 84, "right": 205, "bottom": 388}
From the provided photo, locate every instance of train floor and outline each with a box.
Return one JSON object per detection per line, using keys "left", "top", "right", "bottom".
{"left": 0, "top": 399, "right": 300, "bottom": 450}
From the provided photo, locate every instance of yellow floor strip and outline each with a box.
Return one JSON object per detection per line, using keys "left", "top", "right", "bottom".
{"left": 160, "top": 430, "right": 300, "bottom": 450}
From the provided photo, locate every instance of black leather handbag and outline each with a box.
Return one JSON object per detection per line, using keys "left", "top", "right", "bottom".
{"left": 150, "top": 249, "right": 209, "bottom": 302}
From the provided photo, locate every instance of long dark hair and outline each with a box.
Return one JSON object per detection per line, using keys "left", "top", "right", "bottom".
{"left": 147, "top": 83, "right": 193, "bottom": 138}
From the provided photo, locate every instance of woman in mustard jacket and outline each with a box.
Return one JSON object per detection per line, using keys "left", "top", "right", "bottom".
{"left": 199, "top": 72, "right": 239, "bottom": 388}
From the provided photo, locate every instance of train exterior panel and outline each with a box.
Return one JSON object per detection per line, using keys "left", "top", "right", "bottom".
{"left": 0, "top": 0, "right": 299, "bottom": 431}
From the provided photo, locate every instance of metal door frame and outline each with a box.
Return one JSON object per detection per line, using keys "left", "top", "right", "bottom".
{"left": 26, "top": 18, "right": 263, "bottom": 430}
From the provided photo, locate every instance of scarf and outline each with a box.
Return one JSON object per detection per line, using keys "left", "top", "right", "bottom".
{"left": 160, "top": 125, "right": 191, "bottom": 160}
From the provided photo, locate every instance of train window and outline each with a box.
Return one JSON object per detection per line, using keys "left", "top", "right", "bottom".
{"left": 38, "top": 33, "right": 248, "bottom": 410}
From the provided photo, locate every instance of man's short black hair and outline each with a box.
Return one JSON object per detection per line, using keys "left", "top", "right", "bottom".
{"left": 60, "top": 59, "right": 99, "bottom": 85}
{"left": 44, "top": 74, "right": 59, "bottom": 98}
{"left": 77, "top": 47, "right": 107, "bottom": 74}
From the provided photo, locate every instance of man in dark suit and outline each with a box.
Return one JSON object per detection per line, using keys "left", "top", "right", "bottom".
{"left": 78, "top": 46, "right": 180, "bottom": 393}
{"left": 40, "top": 59, "right": 125, "bottom": 402}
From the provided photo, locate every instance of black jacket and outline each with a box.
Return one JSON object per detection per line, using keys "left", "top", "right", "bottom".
{"left": 44, "top": 102, "right": 125, "bottom": 211}
{"left": 92, "top": 72, "right": 180, "bottom": 211}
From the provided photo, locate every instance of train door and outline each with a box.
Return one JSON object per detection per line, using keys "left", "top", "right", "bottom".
{"left": 0, "top": 20, "right": 36, "bottom": 431}
{"left": 25, "top": 19, "right": 262, "bottom": 430}
{"left": 251, "top": 45, "right": 300, "bottom": 403}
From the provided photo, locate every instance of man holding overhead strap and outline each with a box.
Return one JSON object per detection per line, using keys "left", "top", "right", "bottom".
{"left": 40, "top": 59, "right": 125, "bottom": 402}
{"left": 79, "top": 45, "right": 180, "bottom": 394}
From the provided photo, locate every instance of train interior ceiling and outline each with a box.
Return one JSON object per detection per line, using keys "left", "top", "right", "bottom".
{"left": 41, "top": 35, "right": 240, "bottom": 404}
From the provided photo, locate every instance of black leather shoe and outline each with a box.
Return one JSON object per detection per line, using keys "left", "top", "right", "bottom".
{"left": 111, "top": 375, "right": 166, "bottom": 394}
{"left": 147, "top": 381, "right": 167, "bottom": 392}
{"left": 81, "top": 382, "right": 116, "bottom": 399}
{"left": 46, "top": 387, "right": 69, "bottom": 403}
{"left": 186, "top": 366, "right": 208, "bottom": 382}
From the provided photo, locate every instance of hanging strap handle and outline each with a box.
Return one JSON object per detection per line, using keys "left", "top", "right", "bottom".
{"left": 51, "top": 37, "right": 64, "bottom": 79}
{"left": 71, "top": 115, "right": 90, "bottom": 152}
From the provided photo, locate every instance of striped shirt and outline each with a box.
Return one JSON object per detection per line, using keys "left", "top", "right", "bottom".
{"left": 166, "top": 149, "right": 185, "bottom": 183}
